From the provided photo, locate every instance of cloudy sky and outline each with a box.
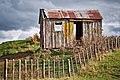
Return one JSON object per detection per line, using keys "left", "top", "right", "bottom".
{"left": 0, "top": 0, "right": 120, "bottom": 43}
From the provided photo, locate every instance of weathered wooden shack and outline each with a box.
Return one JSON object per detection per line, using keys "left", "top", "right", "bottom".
{"left": 39, "top": 9, "right": 103, "bottom": 49}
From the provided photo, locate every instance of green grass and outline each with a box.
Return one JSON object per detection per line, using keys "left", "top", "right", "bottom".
{"left": 0, "top": 39, "right": 120, "bottom": 80}
{"left": 0, "top": 39, "right": 72, "bottom": 60}
{"left": 44, "top": 50, "right": 120, "bottom": 80}
{"left": 73, "top": 50, "right": 120, "bottom": 80}
{"left": 0, "top": 39, "right": 39, "bottom": 56}
{"left": 34, "top": 50, "right": 120, "bottom": 80}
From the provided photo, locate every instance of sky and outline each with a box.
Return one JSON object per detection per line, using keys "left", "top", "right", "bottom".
{"left": 0, "top": 0, "right": 120, "bottom": 43}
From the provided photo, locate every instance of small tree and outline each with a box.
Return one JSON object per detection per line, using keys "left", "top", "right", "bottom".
{"left": 32, "top": 33, "right": 40, "bottom": 45}
{"left": 26, "top": 36, "right": 32, "bottom": 41}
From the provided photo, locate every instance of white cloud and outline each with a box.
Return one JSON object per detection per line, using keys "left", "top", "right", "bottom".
{"left": 0, "top": 27, "right": 39, "bottom": 43}
{"left": 0, "top": 0, "right": 120, "bottom": 43}
{"left": 103, "top": 22, "right": 120, "bottom": 36}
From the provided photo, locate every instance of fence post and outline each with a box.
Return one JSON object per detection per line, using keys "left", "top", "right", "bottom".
{"left": 105, "top": 38, "right": 107, "bottom": 52}
{"left": 78, "top": 53, "right": 82, "bottom": 66}
{"left": 53, "top": 60, "right": 55, "bottom": 78}
{"left": 68, "top": 59, "right": 71, "bottom": 77}
{"left": 117, "top": 37, "right": 119, "bottom": 49}
{"left": 36, "top": 59, "right": 39, "bottom": 80}
{"left": 30, "top": 59, "right": 33, "bottom": 80}
{"left": 75, "top": 55, "right": 78, "bottom": 72}
{"left": 18, "top": 59, "right": 21, "bottom": 80}
{"left": 62, "top": 60, "right": 64, "bottom": 77}
{"left": 86, "top": 48, "right": 89, "bottom": 62}
{"left": 108, "top": 39, "right": 111, "bottom": 52}
{"left": 107, "top": 38, "right": 109, "bottom": 51}
{"left": 48, "top": 60, "right": 50, "bottom": 78}
{"left": 58, "top": 60, "right": 60, "bottom": 78}
{"left": 12, "top": 59, "right": 14, "bottom": 80}
{"left": 111, "top": 39, "right": 113, "bottom": 50}
{"left": 4, "top": 59, "right": 8, "bottom": 80}
{"left": 25, "top": 60, "right": 27, "bottom": 80}
{"left": 42, "top": 59, "right": 45, "bottom": 78}
{"left": 71, "top": 57, "right": 74, "bottom": 75}
{"left": 90, "top": 45, "right": 93, "bottom": 60}
{"left": 82, "top": 50, "right": 86, "bottom": 66}
{"left": 115, "top": 37, "right": 118, "bottom": 49}
{"left": 94, "top": 44, "right": 98, "bottom": 60}
{"left": 97, "top": 43, "right": 101, "bottom": 60}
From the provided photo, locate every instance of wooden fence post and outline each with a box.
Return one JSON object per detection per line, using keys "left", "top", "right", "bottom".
{"left": 48, "top": 60, "right": 50, "bottom": 78}
{"left": 106, "top": 38, "right": 108, "bottom": 51}
{"left": 97, "top": 43, "right": 101, "bottom": 60}
{"left": 4, "top": 59, "right": 8, "bottom": 80}
{"left": 105, "top": 38, "right": 107, "bottom": 52}
{"left": 82, "top": 50, "right": 86, "bottom": 66}
{"left": 62, "top": 60, "right": 64, "bottom": 77}
{"left": 36, "top": 59, "right": 39, "bottom": 80}
{"left": 115, "top": 37, "right": 118, "bottom": 49}
{"left": 108, "top": 39, "right": 110, "bottom": 52}
{"left": 74, "top": 55, "right": 79, "bottom": 73}
{"left": 25, "top": 60, "right": 27, "bottom": 80}
{"left": 86, "top": 48, "right": 89, "bottom": 62}
{"left": 53, "top": 60, "right": 55, "bottom": 78}
{"left": 94, "top": 44, "right": 98, "bottom": 60}
{"left": 58, "top": 60, "right": 60, "bottom": 78}
{"left": 42, "top": 60, "right": 45, "bottom": 78}
{"left": 71, "top": 57, "right": 74, "bottom": 75}
{"left": 18, "top": 59, "right": 21, "bottom": 80}
{"left": 68, "top": 59, "right": 71, "bottom": 77}
{"left": 90, "top": 45, "right": 93, "bottom": 60}
{"left": 12, "top": 59, "right": 15, "bottom": 80}
{"left": 111, "top": 39, "right": 113, "bottom": 50}
{"left": 118, "top": 37, "right": 120, "bottom": 49}
{"left": 78, "top": 53, "right": 82, "bottom": 66}
{"left": 30, "top": 59, "right": 33, "bottom": 80}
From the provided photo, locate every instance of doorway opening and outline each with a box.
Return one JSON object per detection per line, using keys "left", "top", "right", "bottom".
{"left": 75, "top": 21, "right": 83, "bottom": 40}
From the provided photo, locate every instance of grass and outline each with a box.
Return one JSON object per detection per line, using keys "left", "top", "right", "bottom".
{"left": 0, "top": 39, "right": 120, "bottom": 80}
{"left": 0, "top": 39, "right": 73, "bottom": 61}
{"left": 43, "top": 50, "right": 120, "bottom": 80}
{"left": 0, "top": 39, "right": 39, "bottom": 56}
{"left": 74, "top": 50, "right": 120, "bottom": 80}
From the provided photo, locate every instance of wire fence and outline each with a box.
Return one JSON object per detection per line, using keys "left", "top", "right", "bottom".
{"left": 0, "top": 36, "right": 120, "bottom": 80}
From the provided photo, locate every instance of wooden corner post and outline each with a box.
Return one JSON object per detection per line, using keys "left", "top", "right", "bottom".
{"left": 40, "top": 9, "right": 44, "bottom": 49}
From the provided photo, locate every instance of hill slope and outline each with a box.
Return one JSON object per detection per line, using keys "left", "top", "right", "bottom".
{"left": 0, "top": 39, "right": 39, "bottom": 57}
{"left": 72, "top": 51, "right": 120, "bottom": 80}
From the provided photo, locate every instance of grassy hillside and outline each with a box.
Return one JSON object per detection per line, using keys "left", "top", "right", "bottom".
{"left": 47, "top": 51, "right": 120, "bottom": 80}
{"left": 0, "top": 39, "right": 39, "bottom": 57}
{"left": 0, "top": 39, "right": 72, "bottom": 60}
{"left": 0, "top": 39, "right": 120, "bottom": 80}
{"left": 66, "top": 50, "right": 120, "bottom": 80}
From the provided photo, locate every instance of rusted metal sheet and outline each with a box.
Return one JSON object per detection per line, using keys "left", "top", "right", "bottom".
{"left": 88, "top": 10, "right": 102, "bottom": 19}
{"left": 45, "top": 10, "right": 103, "bottom": 19}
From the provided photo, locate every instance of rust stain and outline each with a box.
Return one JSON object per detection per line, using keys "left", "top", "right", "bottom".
{"left": 46, "top": 10, "right": 102, "bottom": 19}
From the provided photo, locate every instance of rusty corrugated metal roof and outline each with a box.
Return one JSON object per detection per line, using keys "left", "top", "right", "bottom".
{"left": 44, "top": 10, "right": 103, "bottom": 19}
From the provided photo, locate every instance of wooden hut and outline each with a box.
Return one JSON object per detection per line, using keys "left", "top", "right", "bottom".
{"left": 39, "top": 9, "right": 103, "bottom": 49}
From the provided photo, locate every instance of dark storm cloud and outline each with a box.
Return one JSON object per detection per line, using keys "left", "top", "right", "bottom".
{"left": 0, "top": 0, "right": 120, "bottom": 43}
{"left": 0, "top": 0, "right": 56, "bottom": 31}
{"left": 108, "top": 25, "right": 120, "bottom": 32}
{"left": 112, "top": 27, "right": 120, "bottom": 32}
{"left": 50, "top": 0, "right": 96, "bottom": 9}
{"left": 0, "top": 0, "right": 119, "bottom": 31}
{"left": 103, "top": 0, "right": 120, "bottom": 3}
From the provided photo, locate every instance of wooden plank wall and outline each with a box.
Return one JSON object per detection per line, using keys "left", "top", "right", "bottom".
{"left": 83, "top": 20, "right": 102, "bottom": 40}
{"left": 43, "top": 20, "right": 102, "bottom": 49}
